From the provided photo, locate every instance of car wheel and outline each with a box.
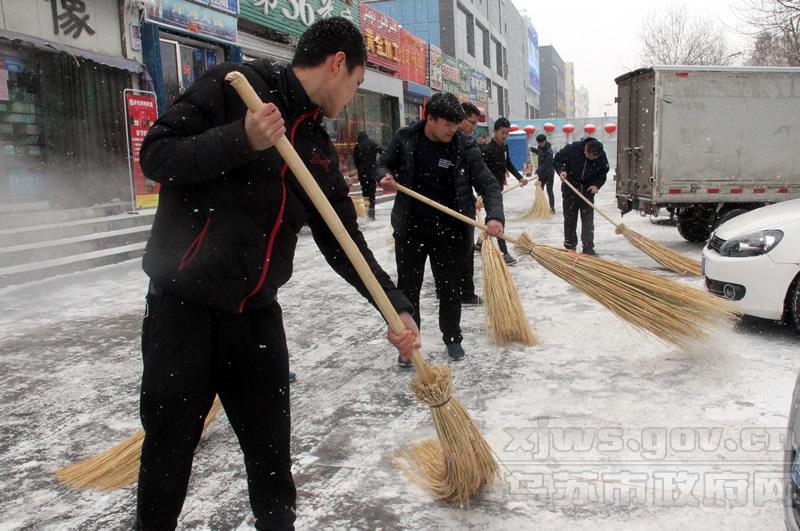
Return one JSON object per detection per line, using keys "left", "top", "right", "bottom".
{"left": 716, "top": 208, "right": 749, "bottom": 229}
{"left": 791, "top": 279, "right": 800, "bottom": 333}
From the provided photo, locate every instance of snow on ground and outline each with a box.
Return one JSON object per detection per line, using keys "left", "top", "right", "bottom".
{"left": 0, "top": 184, "right": 798, "bottom": 530}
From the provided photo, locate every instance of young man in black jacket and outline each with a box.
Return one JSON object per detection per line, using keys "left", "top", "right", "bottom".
{"left": 530, "top": 133, "right": 556, "bottom": 213}
{"left": 456, "top": 102, "right": 483, "bottom": 305}
{"left": 353, "top": 131, "right": 382, "bottom": 219}
{"left": 480, "top": 117, "right": 527, "bottom": 264}
{"left": 554, "top": 137, "right": 610, "bottom": 255}
{"left": 377, "top": 93, "right": 505, "bottom": 364}
{"left": 136, "top": 18, "right": 419, "bottom": 531}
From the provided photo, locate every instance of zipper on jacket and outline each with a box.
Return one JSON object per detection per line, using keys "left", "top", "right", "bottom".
{"left": 237, "top": 107, "right": 321, "bottom": 313}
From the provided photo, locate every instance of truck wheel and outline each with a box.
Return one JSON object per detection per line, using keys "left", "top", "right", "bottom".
{"left": 677, "top": 217, "right": 712, "bottom": 242}
{"left": 716, "top": 208, "right": 749, "bottom": 229}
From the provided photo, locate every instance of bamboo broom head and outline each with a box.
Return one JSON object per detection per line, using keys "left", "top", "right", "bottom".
{"left": 55, "top": 397, "right": 223, "bottom": 490}
{"left": 396, "top": 364, "right": 497, "bottom": 505}
{"left": 616, "top": 223, "right": 703, "bottom": 277}
{"left": 512, "top": 232, "right": 735, "bottom": 348}
{"left": 351, "top": 196, "right": 367, "bottom": 217}
{"left": 481, "top": 238, "right": 538, "bottom": 346}
{"left": 520, "top": 182, "right": 552, "bottom": 220}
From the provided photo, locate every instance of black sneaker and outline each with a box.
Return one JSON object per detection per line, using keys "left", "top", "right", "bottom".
{"left": 289, "top": 371, "right": 297, "bottom": 383}
{"left": 461, "top": 294, "right": 483, "bottom": 305}
{"left": 446, "top": 343, "right": 465, "bottom": 361}
{"left": 564, "top": 244, "right": 577, "bottom": 251}
{"left": 368, "top": 207, "right": 376, "bottom": 220}
{"left": 397, "top": 354, "right": 413, "bottom": 369}
{"left": 582, "top": 248, "right": 598, "bottom": 256}
{"left": 503, "top": 254, "right": 518, "bottom": 266}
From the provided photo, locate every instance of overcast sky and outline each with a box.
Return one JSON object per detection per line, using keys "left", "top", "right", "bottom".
{"left": 511, "top": 0, "right": 754, "bottom": 116}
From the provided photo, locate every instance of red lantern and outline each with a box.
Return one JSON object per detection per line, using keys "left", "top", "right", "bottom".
{"left": 543, "top": 122, "right": 555, "bottom": 133}
{"left": 562, "top": 123, "right": 575, "bottom": 134}
{"left": 604, "top": 123, "right": 618, "bottom": 134}
{"left": 523, "top": 125, "right": 536, "bottom": 135}
{"left": 509, "top": 123, "right": 519, "bottom": 132}
{"left": 584, "top": 123, "right": 597, "bottom": 134}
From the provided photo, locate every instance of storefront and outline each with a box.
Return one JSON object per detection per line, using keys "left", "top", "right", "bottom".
{"left": 1, "top": 2, "right": 143, "bottom": 208}
{"left": 399, "top": 30, "right": 428, "bottom": 127}
{"left": 138, "top": 0, "right": 241, "bottom": 112}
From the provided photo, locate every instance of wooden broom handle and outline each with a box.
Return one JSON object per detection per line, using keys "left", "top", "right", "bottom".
{"left": 502, "top": 180, "right": 524, "bottom": 194}
{"left": 395, "top": 184, "right": 519, "bottom": 246}
{"left": 225, "top": 72, "right": 431, "bottom": 381}
{"left": 558, "top": 173, "right": 620, "bottom": 228}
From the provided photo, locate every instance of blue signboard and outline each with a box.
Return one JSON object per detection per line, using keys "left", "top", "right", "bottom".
{"left": 193, "top": 0, "right": 240, "bottom": 15}
{"left": 145, "top": 0, "right": 238, "bottom": 45}
{"left": 527, "top": 23, "right": 540, "bottom": 93}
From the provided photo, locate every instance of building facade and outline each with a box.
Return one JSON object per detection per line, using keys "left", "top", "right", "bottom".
{"left": 538, "top": 44, "right": 565, "bottom": 118}
{"left": 564, "top": 61, "right": 575, "bottom": 118}
{"left": 576, "top": 85, "right": 589, "bottom": 118}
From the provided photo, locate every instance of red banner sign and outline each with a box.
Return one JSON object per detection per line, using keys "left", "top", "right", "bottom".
{"left": 360, "top": 3, "right": 400, "bottom": 75}
{"left": 124, "top": 91, "right": 160, "bottom": 209}
{"left": 399, "top": 30, "right": 427, "bottom": 85}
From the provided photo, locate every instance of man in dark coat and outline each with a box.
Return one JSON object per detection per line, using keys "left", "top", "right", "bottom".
{"left": 353, "top": 131, "right": 382, "bottom": 219}
{"left": 530, "top": 133, "right": 556, "bottom": 213}
{"left": 554, "top": 137, "right": 609, "bottom": 255}
{"left": 377, "top": 93, "right": 505, "bottom": 364}
{"left": 456, "top": 101, "right": 483, "bottom": 305}
{"left": 136, "top": 18, "right": 419, "bottom": 530}
{"left": 480, "top": 117, "right": 527, "bottom": 264}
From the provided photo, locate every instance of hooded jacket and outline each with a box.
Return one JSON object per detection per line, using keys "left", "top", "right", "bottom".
{"left": 140, "top": 60, "right": 412, "bottom": 316}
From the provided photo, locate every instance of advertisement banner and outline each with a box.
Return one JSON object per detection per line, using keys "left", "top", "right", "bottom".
{"left": 399, "top": 30, "right": 427, "bottom": 85}
{"left": 360, "top": 4, "right": 400, "bottom": 74}
{"left": 457, "top": 59, "right": 471, "bottom": 101}
{"left": 239, "top": 0, "right": 359, "bottom": 38}
{"left": 470, "top": 69, "right": 487, "bottom": 104}
{"left": 428, "top": 44, "right": 443, "bottom": 91}
{"left": 144, "top": 0, "right": 239, "bottom": 45}
{"left": 124, "top": 91, "right": 160, "bottom": 209}
{"left": 442, "top": 53, "right": 460, "bottom": 95}
{"left": 527, "top": 23, "right": 540, "bottom": 93}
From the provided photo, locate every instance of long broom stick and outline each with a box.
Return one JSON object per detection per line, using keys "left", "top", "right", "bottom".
{"left": 225, "top": 72, "right": 495, "bottom": 505}
{"left": 56, "top": 396, "right": 223, "bottom": 489}
{"left": 559, "top": 175, "right": 702, "bottom": 276}
{"left": 394, "top": 184, "right": 733, "bottom": 349}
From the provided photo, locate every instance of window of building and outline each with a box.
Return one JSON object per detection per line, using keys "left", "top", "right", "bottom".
{"left": 494, "top": 82, "right": 504, "bottom": 116}
{"left": 457, "top": 5, "right": 475, "bottom": 57}
{"left": 479, "top": 24, "right": 491, "bottom": 68}
{"left": 495, "top": 40, "right": 502, "bottom": 76}
{"left": 502, "top": 46, "right": 508, "bottom": 80}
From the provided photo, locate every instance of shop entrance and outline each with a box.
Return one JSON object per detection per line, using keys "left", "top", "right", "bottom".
{"left": 158, "top": 35, "right": 223, "bottom": 107}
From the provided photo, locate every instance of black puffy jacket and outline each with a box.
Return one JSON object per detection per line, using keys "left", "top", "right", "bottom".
{"left": 375, "top": 120, "right": 504, "bottom": 239}
{"left": 140, "top": 60, "right": 412, "bottom": 316}
{"left": 553, "top": 137, "right": 609, "bottom": 193}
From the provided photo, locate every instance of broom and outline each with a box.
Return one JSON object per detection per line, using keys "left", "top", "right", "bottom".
{"left": 559, "top": 175, "right": 702, "bottom": 276}
{"left": 480, "top": 237, "right": 538, "bottom": 346}
{"left": 225, "top": 72, "right": 496, "bottom": 504}
{"left": 394, "top": 184, "right": 734, "bottom": 349}
{"left": 351, "top": 195, "right": 367, "bottom": 217}
{"left": 56, "top": 396, "right": 223, "bottom": 489}
{"left": 520, "top": 177, "right": 552, "bottom": 220}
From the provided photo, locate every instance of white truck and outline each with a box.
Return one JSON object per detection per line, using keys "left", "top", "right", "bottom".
{"left": 614, "top": 66, "right": 800, "bottom": 241}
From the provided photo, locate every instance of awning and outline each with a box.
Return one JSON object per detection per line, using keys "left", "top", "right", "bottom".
{"left": 0, "top": 29, "right": 145, "bottom": 74}
{"left": 403, "top": 80, "right": 432, "bottom": 98}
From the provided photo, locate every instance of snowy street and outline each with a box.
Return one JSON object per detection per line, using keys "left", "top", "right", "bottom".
{"left": 1, "top": 186, "right": 798, "bottom": 530}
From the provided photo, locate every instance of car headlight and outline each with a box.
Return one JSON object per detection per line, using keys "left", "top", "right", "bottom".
{"left": 718, "top": 230, "right": 784, "bottom": 257}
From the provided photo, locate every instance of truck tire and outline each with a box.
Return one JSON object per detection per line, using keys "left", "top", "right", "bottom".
{"left": 677, "top": 217, "right": 712, "bottom": 242}
{"left": 716, "top": 208, "right": 749, "bottom": 229}
{"left": 677, "top": 206, "right": 715, "bottom": 242}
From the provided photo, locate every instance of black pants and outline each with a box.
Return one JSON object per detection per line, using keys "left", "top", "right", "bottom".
{"left": 562, "top": 185, "right": 595, "bottom": 251}
{"left": 461, "top": 224, "right": 476, "bottom": 298}
{"left": 357, "top": 173, "right": 376, "bottom": 209}
{"left": 136, "top": 288, "right": 295, "bottom": 531}
{"left": 396, "top": 227, "right": 463, "bottom": 345}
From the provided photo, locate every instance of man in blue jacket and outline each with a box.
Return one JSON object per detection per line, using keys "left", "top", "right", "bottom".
{"left": 554, "top": 137, "right": 609, "bottom": 255}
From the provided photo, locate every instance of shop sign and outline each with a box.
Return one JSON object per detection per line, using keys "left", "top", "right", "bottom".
{"left": 399, "top": 30, "right": 426, "bottom": 86}
{"left": 470, "top": 69, "right": 487, "bottom": 104}
{"left": 457, "top": 59, "right": 470, "bottom": 101}
{"left": 360, "top": 3, "right": 400, "bottom": 74}
{"left": 428, "top": 44, "right": 442, "bottom": 91}
{"left": 441, "top": 53, "right": 459, "bottom": 95}
{"left": 144, "top": 0, "right": 239, "bottom": 45}
{"left": 124, "top": 90, "right": 160, "bottom": 209}
{"left": 240, "top": 0, "right": 359, "bottom": 38}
